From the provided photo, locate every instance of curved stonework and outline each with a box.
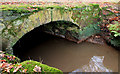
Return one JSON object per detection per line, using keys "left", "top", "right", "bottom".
{"left": 1, "top": 4, "right": 102, "bottom": 53}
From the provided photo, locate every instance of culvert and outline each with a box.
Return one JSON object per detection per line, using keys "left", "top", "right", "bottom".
{"left": 13, "top": 21, "right": 118, "bottom": 72}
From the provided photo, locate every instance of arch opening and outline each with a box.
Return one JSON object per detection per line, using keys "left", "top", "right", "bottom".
{"left": 13, "top": 20, "right": 118, "bottom": 72}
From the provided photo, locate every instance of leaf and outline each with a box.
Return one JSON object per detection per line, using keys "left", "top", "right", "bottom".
{"left": 0, "top": 60, "right": 6, "bottom": 62}
{"left": 5, "top": 68, "right": 10, "bottom": 72}
{"left": 33, "top": 65, "right": 41, "bottom": 72}
{"left": 1, "top": 63, "right": 8, "bottom": 68}
{"left": 0, "top": 63, "right": 3, "bottom": 68}
{"left": 114, "top": 33, "right": 120, "bottom": 37}
{"left": 111, "top": 31, "right": 118, "bottom": 34}
{"left": 111, "top": 31, "right": 120, "bottom": 37}
{"left": 0, "top": 54, "right": 5, "bottom": 58}
{"left": 77, "top": 15, "right": 80, "bottom": 18}
{"left": 22, "top": 69, "right": 27, "bottom": 73}
{"left": 13, "top": 64, "right": 22, "bottom": 72}
{"left": 9, "top": 65, "right": 14, "bottom": 69}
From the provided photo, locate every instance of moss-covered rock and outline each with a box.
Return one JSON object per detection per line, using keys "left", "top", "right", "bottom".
{"left": 10, "top": 60, "right": 62, "bottom": 73}
{"left": 0, "top": 51, "right": 62, "bottom": 73}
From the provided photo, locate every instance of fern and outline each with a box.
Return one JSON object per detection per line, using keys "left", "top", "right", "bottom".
{"left": 111, "top": 31, "right": 120, "bottom": 37}
{"left": 108, "top": 21, "right": 120, "bottom": 37}
{"left": 111, "top": 39, "right": 120, "bottom": 47}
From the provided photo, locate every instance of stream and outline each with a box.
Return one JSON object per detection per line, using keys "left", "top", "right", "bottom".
{"left": 13, "top": 31, "right": 118, "bottom": 72}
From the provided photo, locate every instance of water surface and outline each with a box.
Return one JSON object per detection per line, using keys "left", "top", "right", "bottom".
{"left": 20, "top": 37, "right": 118, "bottom": 72}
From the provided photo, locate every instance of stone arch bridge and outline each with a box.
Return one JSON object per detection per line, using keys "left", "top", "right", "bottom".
{"left": 0, "top": 4, "right": 114, "bottom": 53}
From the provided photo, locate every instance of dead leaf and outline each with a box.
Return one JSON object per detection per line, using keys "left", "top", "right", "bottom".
{"left": 5, "top": 67, "right": 10, "bottom": 72}
{"left": 22, "top": 69, "right": 27, "bottom": 73}
{"left": 0, "top": 63, "right": 3, "bottom": 68}
{"left": 0, "top": 54, "right": 5, "bottom": 58}
{"left": 33, "top": 65, "right": 41, "bottom": 72}
{"left": 0, "top": 60, "right": 6, "bottom": 62}
{"left": 13, "top": 64, "right": 22, "bottom": 72}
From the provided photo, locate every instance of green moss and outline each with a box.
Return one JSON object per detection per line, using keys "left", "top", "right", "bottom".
{"left": 0, "top": 4, "right": 101, "bottom": 14}
{"left": 11, "top": 60, "right": 62, "bottom": 73}
{"left": 0, "top": 4, "right": 45, "bottom": 14}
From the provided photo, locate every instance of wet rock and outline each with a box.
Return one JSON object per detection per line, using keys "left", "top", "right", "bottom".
{"left": 86, "top": 35, "right": 105, "bottom": 45}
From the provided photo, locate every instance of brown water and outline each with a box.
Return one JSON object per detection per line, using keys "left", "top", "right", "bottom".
{"left": 21, "top": 37, "right": 118, "bottom": 72}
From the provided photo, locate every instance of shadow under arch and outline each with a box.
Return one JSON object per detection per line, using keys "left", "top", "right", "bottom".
{"left": 12, "top": 20, "right": 80, "bottom": 61}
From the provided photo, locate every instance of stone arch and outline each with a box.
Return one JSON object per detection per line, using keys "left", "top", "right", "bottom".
{"left": 1, "top": 4, "right": 101, "bottom": 53}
